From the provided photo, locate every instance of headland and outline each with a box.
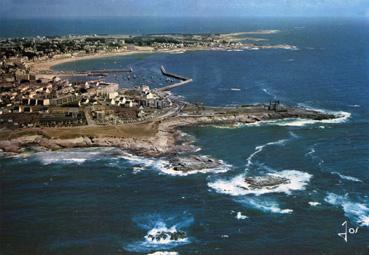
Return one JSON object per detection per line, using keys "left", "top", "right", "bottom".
{"left": 0, "top": 31, "right": 340, "bottom": 163}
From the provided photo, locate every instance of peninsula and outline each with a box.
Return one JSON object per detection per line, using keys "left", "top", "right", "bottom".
{"left": 0, "top": 31, "right": 339, "bottom": 158}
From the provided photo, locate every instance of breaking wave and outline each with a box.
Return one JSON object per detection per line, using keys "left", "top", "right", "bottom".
{"left": 124, "top": 214, "right": 193, "bottom": 253}
{"left": 305, "top": 147, "right": 316, "bottom": 157}
{"left": 306, "top": 146, "right": 362, "bottom": 183}
{"left": 246, "top": 136, "right": 291, "bottom": 169}
{"left": 331, "top": 171, "right": 362, "bottom": 183}
{"left": 325, "top": 193, "right": 369, "bottom": 227}
{"left": 121, "top": 152, "right": 231, "bottom": 176}
{"left": 308, "top": 201, "right": 321, "bottom": 207}
{"left": 235, "top": 211, "right": 248, "bottom": 220}
{"left": 262, "top": 88, "right": 277, "bottom": 99}
{"left": 159, "top": 160, "right": 231, "bottom": 176}
{"left": 239, "top": 107, "right": 350, "bottom": 128}
{"left": 208, "top": 170, "right": 312, "bottom": 196}
{"left": 27, "top": 148, "right": 121, "bottom": 165}
{"left": 147, "top": 252, "right": 178, "bottom": 255}
{"left": 210, "top": 107, "right": 350, "bottom": 129}
{"left": 348, "top": 104, "right": 360, "bottom": 108}
{"left": 26, "top": 147, "right": 231, "bottom": 176}
{"left": 177, "top": 131, "right": 196, "bottom": 143}
{"left": 119, "top": 152, "right": 169, "bottom": 174}
{"left": 266, "top": 112, "right": 350, "bottom": 127}
{"left": 296, "top": 104, "right": 351, "bottom": 124}
{"left": 235, "top": 197, "right": 293, "bottom": 214}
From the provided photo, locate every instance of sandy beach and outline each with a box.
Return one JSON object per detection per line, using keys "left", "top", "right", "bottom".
{"left": 30, "top": 46, "right": 217, "bottom": 74}
{"left": 30, "top": 46, "right": 158, "bottom": 73}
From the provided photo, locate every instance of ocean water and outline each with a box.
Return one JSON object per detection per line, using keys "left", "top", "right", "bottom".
{"left": 1, "top": 18, "right": 369, "bottom": 255}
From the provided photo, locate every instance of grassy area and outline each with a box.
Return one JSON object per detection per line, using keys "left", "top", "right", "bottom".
{"left": 0, "top": 122, "right": 158, "bottom": 140}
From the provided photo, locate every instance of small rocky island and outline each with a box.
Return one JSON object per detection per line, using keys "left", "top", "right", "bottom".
{"left": 146, "top": 229, "right": 187, "bottom": 243}
{"left": 244, "top": 175, "right": 291, "bottom": 190}
{"left": 166, "top": 155, "right": 224, "bottom": 173}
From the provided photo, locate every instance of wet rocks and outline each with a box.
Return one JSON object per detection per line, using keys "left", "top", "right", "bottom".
{"left": 244, "top": 175, "right": 291, "bottom": 190}
{"left": 167, "top": 155, "right": 222, "bottom": 172}
{"left": 146, "top": 230, "right": 187, "bottom": 242}
{"left": 0, "top": 104, "right": 340, "bottom": 157}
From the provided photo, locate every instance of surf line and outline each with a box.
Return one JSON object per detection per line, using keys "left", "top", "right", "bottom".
{"left": 245, "top": 131, "right": 297, "bottom": 171}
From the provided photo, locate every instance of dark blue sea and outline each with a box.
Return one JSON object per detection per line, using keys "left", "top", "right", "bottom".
{"left": 1, "top": 17, "right": 369, "bottom": 255}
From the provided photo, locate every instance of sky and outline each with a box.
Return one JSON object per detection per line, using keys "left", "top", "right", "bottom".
{"left": 1, "top": 0, "right": 369, "bottom": 18}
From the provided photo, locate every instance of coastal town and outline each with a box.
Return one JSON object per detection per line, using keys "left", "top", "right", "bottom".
{"left": 0, "top": 32, "right": 337, "bottom": 157}
{"left": 1, "top": 2, "right": 366, "bottom": 255}
{"left": 0, "top": 68, "right": 178, "bottom": 128}
{"left": 0, "top": 31, "right": 297, "bottom": 129}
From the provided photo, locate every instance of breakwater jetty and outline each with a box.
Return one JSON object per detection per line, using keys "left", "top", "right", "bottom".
{"left": 160, "top": 66, "right": 189, "bottom": 81}
{"left": 158, "top": 66, "right": 193, "bottom": 91}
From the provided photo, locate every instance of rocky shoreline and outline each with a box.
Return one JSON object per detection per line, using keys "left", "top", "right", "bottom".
{"left": 0, "top": 104, "right": 340, "bottom": 157}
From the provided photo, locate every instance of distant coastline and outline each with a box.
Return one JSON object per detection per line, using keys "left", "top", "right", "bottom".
{"left": 27, "top": 30, "right": 294, "bottom": 76}
{"left": 31, "top": 47, "right": 188, "bottom": 75}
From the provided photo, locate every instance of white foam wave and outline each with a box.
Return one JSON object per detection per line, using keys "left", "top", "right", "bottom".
{"left": 210, "top": 124, "right": 240, "bottom": 129}
{"left": 236, "top": 212, "right": 248, "bottom": 220}
{"left": 208, "top": 170, "right": 312, "bottom": 196}
{"left": 305, "top": 145, "right": 326, "bottom": 167}
{"left": 331, "top": 171, "right": 362, "bottom": 182}
{"left": 246, "top": 132, "right": 296, "bottom": 170}
{"left": 308, "top": 201, "right": 321, "bottom": 207}
{"left": 125, "top": 215, "right": 192, "bottom": 253}
{"left": 249, "top": 105, "right": 350, "bottom": 127}
{"left": 120, "top": 152, "right": 168, "bottom": 173}
{"left": 213, "top": 108, "right": 349, "bottom": 131}
{"left": 224, "top": 109, "right": 350, "bottom": 129}
{"left": 260, "top": 113, "right": 350, "bottom": 127}
{"left": 325, "top": 193, "right": 369, "bottom": 227}
{"left": 262, "top": 88, "right": 277, "bottom": 99}
{"left": 348, "top": 104, "right": 360, "bottom": 108}
{"left": 177, "top": 131, "right": 196, "bottom": 142}
{"left": 147, "top": 252, "right": 178, "bottom": 255}
{"left": 305, "top": 147, "right": 315, "bottom": 157}
{"left": 122, "top": 153, "right": 232, "bottom": 176}
{"left": 227, "top": 49, "right": 244, "bottom": 52}
{"left": 144, "top": 225, "right": 188, "bottom": 245}
{"left": 297, "top": 104, "right": 351, "bottom": 124}
{"left": 236, "top": 197, "right": 293, "bottom": 214}
{"left": 230, "top": 88, "right": 241, "bottom": 91}
{"left": 159, "top": 159, "right": 232, "bottom": 176}
{"left": 31, "top": 148, "right": 119, "bottom": 165}
{"left": 246, "top": 138, "right": 289, "bottom": 169}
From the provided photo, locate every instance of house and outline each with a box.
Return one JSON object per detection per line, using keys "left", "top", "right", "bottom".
{"left": 124, "top": 100, "right": 133, "bottom": 108}
{"left": 110, "top": 96, "right": 126, "bottom": 106}
{"left": 96, "top": 82, "right": 119, "bottom": 97}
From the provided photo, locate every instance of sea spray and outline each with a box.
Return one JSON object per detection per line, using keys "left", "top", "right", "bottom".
{"left": 325, "top": 193, "right": 369, "bottom": 227}
{"left": 26, "top": 147, "right": 122, "bottom": 165}
{"left": 235, "top": 197, "right": 293, "bottom": 214}
{"left": 246, "top": 138, "right": 290, "bottom": 170}
{"left": 124, "top": 214, "right": 193, "bottom": 253}
{"left": 208, "top": 170, "right": 312, "bottom": 196}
